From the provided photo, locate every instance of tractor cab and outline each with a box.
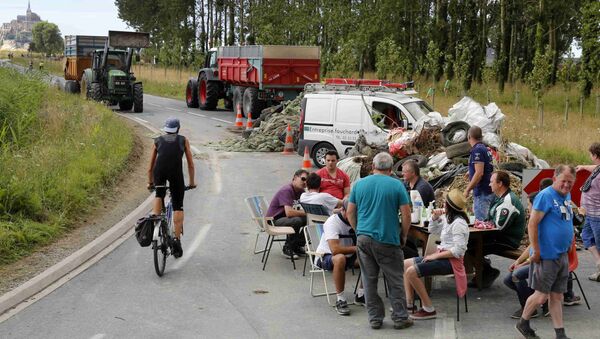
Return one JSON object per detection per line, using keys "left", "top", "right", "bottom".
{"left": 204, "top": 48, "right": 218, "bottom": 69}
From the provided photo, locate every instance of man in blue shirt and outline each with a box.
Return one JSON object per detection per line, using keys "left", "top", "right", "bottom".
{"left": 516, "top": 165, "right": 575, "bottom": 339}
{"left": 464, "top": 126, "right": 494, "bottom": 221}
{"left": 347, "top": 152, "right": 413, "bottom": 331}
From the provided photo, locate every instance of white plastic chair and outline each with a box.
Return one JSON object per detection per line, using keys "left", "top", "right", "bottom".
{"left": 303, "top": 213, "right": 336, "bottom": 305}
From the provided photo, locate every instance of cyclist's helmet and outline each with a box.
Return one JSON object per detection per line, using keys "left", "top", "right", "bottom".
{"left": 163, "top": 117, "right": 180, "bottom": 133}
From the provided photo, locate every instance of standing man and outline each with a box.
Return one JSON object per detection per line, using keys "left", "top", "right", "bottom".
{"left": 401, "top": 160, "right": 435, "bottom": 207}
{"left": 347, "top": 152, "right": 413, "bottom": 330}
{"left": 464, "top": 126, "right": 495, "bottom": 221}
{"left": 516, "top": 165, "right": 576, "bottom": 339}
{"left": 317, "top": 150, "right": 350, "bottom": 199}
{"left": 266, "top": 169, "right": 308, "bottom": 259}
{"left": 577, "top": 142, "right": 600, "bottom": 282}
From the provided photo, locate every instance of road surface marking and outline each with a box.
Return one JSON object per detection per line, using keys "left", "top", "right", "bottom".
{"left": 190, "top": 145, "right": 201, "bottom": 156}
{"left": 209, "top": 152, "right": 222, "bottom": 194}
{"left": 171, "top": 223, "right": 212, "bottom": 270}
{"left": 186, "top": 111, "right": 206, "bottom": 118}
{"left": 211, "top": 117, "right": 232, "bottom": 124}
{"left": 434, "top": 313, "right": 456, "bottom": 339}
{"left": 165, "top": 107, "right": 181, "bottom": 112}
{"left": 147, "top": 102, "right": 161, "bottom": 107}
{"left": 133, "top": 117, "right": 149, "bottom": 124}
{"left": 89, "top": 334, "right": 106, "bottom": 339}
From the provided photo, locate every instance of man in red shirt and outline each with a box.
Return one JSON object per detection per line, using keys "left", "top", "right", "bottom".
{"left": 316, "top": 150, "right": 351, "bottom": 200}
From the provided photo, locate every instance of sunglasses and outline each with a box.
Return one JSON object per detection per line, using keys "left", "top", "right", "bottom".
{"left": 299, "top": 176, "right": 307, "bottom": 181}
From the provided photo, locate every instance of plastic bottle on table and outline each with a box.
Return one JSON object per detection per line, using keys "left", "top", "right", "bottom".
{"left": 410, "top": 190, "right": 423, "bottom": 224}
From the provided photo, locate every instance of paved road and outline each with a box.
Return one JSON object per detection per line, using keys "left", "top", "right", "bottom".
{"left": 0, "top": 93, "right": 599, "bottom": 338}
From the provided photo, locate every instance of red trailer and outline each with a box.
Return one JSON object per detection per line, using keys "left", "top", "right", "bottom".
{"left": 186, "top": 45, "right": 320, "bottom": 118}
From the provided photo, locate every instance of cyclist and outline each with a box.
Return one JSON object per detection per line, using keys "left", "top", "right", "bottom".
{"left": 148, "top": 117, "right": 196, "bottom": 258}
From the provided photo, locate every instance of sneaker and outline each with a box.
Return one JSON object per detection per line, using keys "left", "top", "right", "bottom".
{"left": 393, "top": 318, "right": 414, "bottom": 330}
{"left": 354, "top": 294, "right": 365, "bottom": 306}
{"left": 370, "top": 320, "right": 382, "bottom": 329}
{"left": 172, "top": 238, "right": 183, "bottom": 258}
{"left": 512, "top": 309, "right": 539, "bottom": 319}
{"left": 563, "top": 295, "right": 582, "bottom": 306}
{"left": 409, "top": 308, "right": 437, "bottom": 320}
{"left": 282, "top": 246, "right": 299, "bottom": 259}
{"left": 293, "top": 246, "right": 306, "bottom": 257}
{"left": 515, "top": 321, "right": 540, "bottom": 339}
{"left": 335, "top": 300, "right": 351, "bottom": 316}
{"left": 588, "top": 271, "right": 600, "bottom": 282}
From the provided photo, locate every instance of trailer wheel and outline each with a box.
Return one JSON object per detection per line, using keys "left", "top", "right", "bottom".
{"left": 81, "top": 78, "right": 89, "bottom": 99}
{"left": 90, "top": 83, "right": 102, "bottom": 101}
{"left": 198, "top": 73, "right": 218, "bottom": 110}
{"left": 119, "top": 100, "right": 133, "bottom": 111}
{"left": 186, "top": 78, "right": 199, "bottom": 108}
{"left": 133, "top": 83, "right": 143, "bottom": 113}
{"left": 243, "top": 87, "right": 265, "bottom": 120}
{"left": 311, "top": 142, "right": 335, "bottom": 169}
{"left": 224, "top": 97, "right": 233, "bottom": 110}
{"left": 232, "top": 86, "right": 245, "bottom": 116}
{"left": 64, "top": 80, "right": 79, "bottom": 94}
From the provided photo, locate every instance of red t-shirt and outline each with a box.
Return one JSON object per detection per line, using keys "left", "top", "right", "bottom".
{"left": 316, "top": 167, "right": 350, "bottom": 199}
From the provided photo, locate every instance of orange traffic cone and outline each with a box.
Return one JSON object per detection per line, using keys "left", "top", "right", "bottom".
{"left": 302, "top": 146, "right": 312, "bottom": 170}
{"left": 234, "top": 104, "right": 244, "bottom": 128}
{"left": 246, "top": 112, "right": 254, "bottom": 131}
{"left": 281, "top": 124, "right": 294, "bottom": 155}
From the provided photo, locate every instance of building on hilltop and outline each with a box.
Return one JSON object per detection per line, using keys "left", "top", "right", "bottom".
{"left": 0, "top": 1, "right": 42, "bottom": 49}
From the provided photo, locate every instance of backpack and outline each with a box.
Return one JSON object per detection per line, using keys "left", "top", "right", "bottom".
{"left": 135, "top": 217, "right": 155, "bottom": 247}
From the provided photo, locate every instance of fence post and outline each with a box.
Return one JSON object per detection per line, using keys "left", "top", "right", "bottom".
{"left": 580, "top": 96, "right": 584, "bottom": 120}
{"left": 514, "top": 90, "right": 519, "bottom": 115}
{"left": 564, "top": 98, "right": 569, "bottom": 125}
{"left": 539, "top": 102, "right": 544, "bottom": 127}
{"left": 486, "top": 88, "right": 490, "bottom": 104}
{"left": 432, "top": 90, "right": 435, "bottom": 110}
{"left": 596, "top": 94, "right": 599, "bottom": 117}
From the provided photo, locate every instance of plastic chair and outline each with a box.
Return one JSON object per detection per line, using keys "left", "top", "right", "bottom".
{"left": 300, "top": 202, "right": 330, "bottom": 216}
{"left": 423, "top": 233, "right": 469, "bottom": 321}
{"left": 244, "top": 196, "right": 297, "bottom": 270}
{"left": 303, "top": 213, "right": 336, "bottom": 305}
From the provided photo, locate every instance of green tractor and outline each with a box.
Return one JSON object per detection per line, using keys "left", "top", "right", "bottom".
{"left": 80, "top": 31, "right": 150, "bottom": 112}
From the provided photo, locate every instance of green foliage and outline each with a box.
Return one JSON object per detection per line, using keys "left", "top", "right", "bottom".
{"left": 453, "top": 43, "right": 472, "bottom": 93}
{"left": 527, "top": 49, "right": 553, "bottom": 98}
{"left": 425, "top": 41, "right": 442, "bottom": 82}
{"left": 331, "top": 39, "right": 360, "bottom": 77}
{"left": 31, "top": 21, "right": 63, "bottom": 55}
{"left": 0, "top": 68, "right": 133, "bottom": 264}
{"left": 579, "top": 0, "right": 600, "bottom": 98}
{"left": 375, "top": 37, "right": 410, "bottom": 80}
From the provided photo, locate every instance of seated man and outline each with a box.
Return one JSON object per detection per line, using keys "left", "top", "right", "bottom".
{"left": 401, "top": 160, "right": 435, "bottom": 208}
{"left": 300, "top": 173, "right": 342, "bottom": 215}
{"left": 315, "top": 200, "right": 363, "bottom": 316}
{"left": 266, "top": 169, "right": 309, "bottom": 259}
{"left": 468, "top": 170, "right": 526, "bottom": 288}
{"left": 316, "top": 150, "right": 351, "bottom": 199}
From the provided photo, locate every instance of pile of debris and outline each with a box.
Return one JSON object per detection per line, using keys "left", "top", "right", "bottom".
{"left": 207, "top": 94, "right": 303, "bottom": 152}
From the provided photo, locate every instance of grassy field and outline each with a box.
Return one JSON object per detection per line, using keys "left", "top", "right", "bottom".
{"left": 3, "top": 51, "right": 597, "bottom": 165}
{"left": 0, "top": 66, "right": 133, "bottom": 264}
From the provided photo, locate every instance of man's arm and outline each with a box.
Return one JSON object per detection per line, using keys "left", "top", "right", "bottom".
{"left": 343, "top": 186, "right": 350, "bottom": 199}
{"left": 464, "top": 162, "right": 484, "bottom": 197}
{"left": 284, "top": 205, "right": 306, "bottom": 218}
{"left": 183, "top": 138, "right": 196, "bottom": 187}
{"left": 147, "top": 144, "right": 157, "bottom": 187}
{"left": 527, "top": 209, "right": 545, "bottom": 263}
{"left": 400, "top": 204, "right": 411, "bottom": 246}
{"left": 328, "top": 239, "right": 356, "bottom": 256}
{"left": 347, "top": 202, "right": 357, "bottom": 230}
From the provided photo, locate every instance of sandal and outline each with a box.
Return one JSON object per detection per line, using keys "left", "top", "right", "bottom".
{"left": 588, "top": 271, "right": 600, "bottom": 282}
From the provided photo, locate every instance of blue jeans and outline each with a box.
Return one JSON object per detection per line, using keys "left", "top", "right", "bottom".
{"left": 503, "top": 265, "right": 575, "bottom": 308}
{"left": 581, "top": 215, "right": 600, "bottom": 249}
{"left": 473, "top": 192, "right": 495, "bottom": 221}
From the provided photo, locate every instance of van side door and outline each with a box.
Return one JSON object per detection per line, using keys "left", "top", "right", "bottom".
{"left": 333, "top": 97, "right": 364, "bottom": 154}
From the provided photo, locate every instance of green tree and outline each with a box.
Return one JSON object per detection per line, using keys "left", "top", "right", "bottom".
{"left": 31, "top": 22, "right": 63, "bottom": 55}
{"left": 527, "top": 48, "right": 553, "bottom": 100}
{"left": 375, "top": 37, "right": 410, "bottom": 80}
{"left": 579, "top": 0, "right": 600, "bottom": 98}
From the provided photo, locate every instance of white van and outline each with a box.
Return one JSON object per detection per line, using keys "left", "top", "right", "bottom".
{"left": 298, "top": 82, "right": 434, "bottom": 167}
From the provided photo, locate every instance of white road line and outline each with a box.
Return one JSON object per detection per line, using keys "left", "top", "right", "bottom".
{"left": 171, "top": 224, "right": 212, "bottom": 270}
{"left": 147, "top": 103, "right": 161, "bottom": 107}
{"left": 210, "top": 152, "right": 222, "bottom": 194}
{"left": 211, "top": 117, "right": 232, "bottom": 124}
{"left": 89, "top": 334, "right": 106, "bottom": 339}
{"left": 434, "top": 313, "right": 456, "bottom": 339}
{"left": 133, "top": 117, "right": 149, "bottom": 124}
{"left": 186, "top": 111, "right": 206, "bottom": 118}
{"left": 165, "top": 107, "right": 182, "bottom": 112}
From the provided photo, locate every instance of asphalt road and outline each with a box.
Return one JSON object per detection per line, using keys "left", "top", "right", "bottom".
{"left": 0, "top": 90, "right": 599, "bottom": 338}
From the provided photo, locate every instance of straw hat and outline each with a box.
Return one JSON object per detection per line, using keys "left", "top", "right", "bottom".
{"left": 446, "top": 189, "right": 467, "bottom": 212}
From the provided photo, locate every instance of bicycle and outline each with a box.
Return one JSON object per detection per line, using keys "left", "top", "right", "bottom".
{"left": 149, "top": 184, "right": 194, "bottom": 277}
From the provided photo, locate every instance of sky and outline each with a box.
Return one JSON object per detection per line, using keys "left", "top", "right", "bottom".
{"left": 0, "top": 0, "right": 130, "bottom": 36}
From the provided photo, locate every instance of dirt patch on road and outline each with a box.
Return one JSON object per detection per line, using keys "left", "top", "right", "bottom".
{"left": 0, "top": 117, "right": 152, "bottom": 296}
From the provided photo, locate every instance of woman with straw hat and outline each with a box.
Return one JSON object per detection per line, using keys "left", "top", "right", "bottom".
{"left": 403, "top": 189, "right": 470, "bottom": 320}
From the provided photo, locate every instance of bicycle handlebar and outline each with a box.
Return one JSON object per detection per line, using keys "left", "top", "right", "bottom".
{"left": 148, "top": 184, "right": 196, "bottom": 192}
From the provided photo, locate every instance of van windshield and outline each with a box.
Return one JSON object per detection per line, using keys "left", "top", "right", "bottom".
{"left": 404, "top": 101, "right": 433, "bottom": 120}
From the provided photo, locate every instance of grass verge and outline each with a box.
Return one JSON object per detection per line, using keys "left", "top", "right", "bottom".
{"left": 0, "top": 67, "right": 133, "bottom": 264}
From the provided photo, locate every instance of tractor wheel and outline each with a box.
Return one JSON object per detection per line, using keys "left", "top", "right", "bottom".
{"left": 119, "top": 100, "right": 133, "bottom": 111}
{"left": 232, "top": 86, "right": 245, "bottom": 116}
{"left": 224, "top": 96, "right": 233, "bottom": 110}
{"left": 186, "top": 78, "right": 199, "bottom": 108}
{"left": 133, "top": 83, "right": 143, "bottom": 113}
{"left": 198, "top": 73, "right": 218, "bottom": 110}
{"left": 90, "top": 83, "right": 102, "bottom": 101}
{"left": 243, "top": 87, "right": 265, "bottom": 120}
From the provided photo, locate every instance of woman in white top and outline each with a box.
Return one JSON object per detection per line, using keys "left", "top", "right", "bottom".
{"left": 403, "top": 189, "right": 470, "bottom": 320}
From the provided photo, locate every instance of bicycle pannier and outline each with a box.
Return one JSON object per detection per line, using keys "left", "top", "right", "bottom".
{"left": 135, "top": 217, "right": 154, "bottom": 247}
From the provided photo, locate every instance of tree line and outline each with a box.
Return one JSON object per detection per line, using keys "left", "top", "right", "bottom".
{"left": 113, "top": 1, "right": 597, "bottom": 98}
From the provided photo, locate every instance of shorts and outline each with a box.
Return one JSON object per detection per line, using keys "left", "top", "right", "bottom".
{"left": 581, "top": 215, "right": 600, "bottom": 249}
{"left": 153, "top": 170, "right": 185, "bottom": 211}
{"left": 529, "top": 252, "right": 569, "bottom": 294}
{"left": 413, "top": 256, "right": 454, "bottom": 278}
{"left": 316, "top": 253, "right": 357, "bottom": 271}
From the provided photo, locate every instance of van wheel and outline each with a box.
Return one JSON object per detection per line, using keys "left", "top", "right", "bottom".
{"left": 311, "top": 143, "right": 335, "bottom": 169}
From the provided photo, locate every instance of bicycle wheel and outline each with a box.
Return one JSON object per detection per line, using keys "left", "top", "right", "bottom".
{"left": 153, "top": 221, "right": 168, "bottom": 276}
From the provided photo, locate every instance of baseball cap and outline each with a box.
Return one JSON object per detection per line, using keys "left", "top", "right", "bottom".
{"left": 163, "top": 117, "right": 180, "bottom": 133}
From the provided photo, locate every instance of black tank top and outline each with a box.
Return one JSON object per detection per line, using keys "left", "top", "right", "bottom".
{"left": 154, "top": 134, "right": 185, "bottom": 173}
